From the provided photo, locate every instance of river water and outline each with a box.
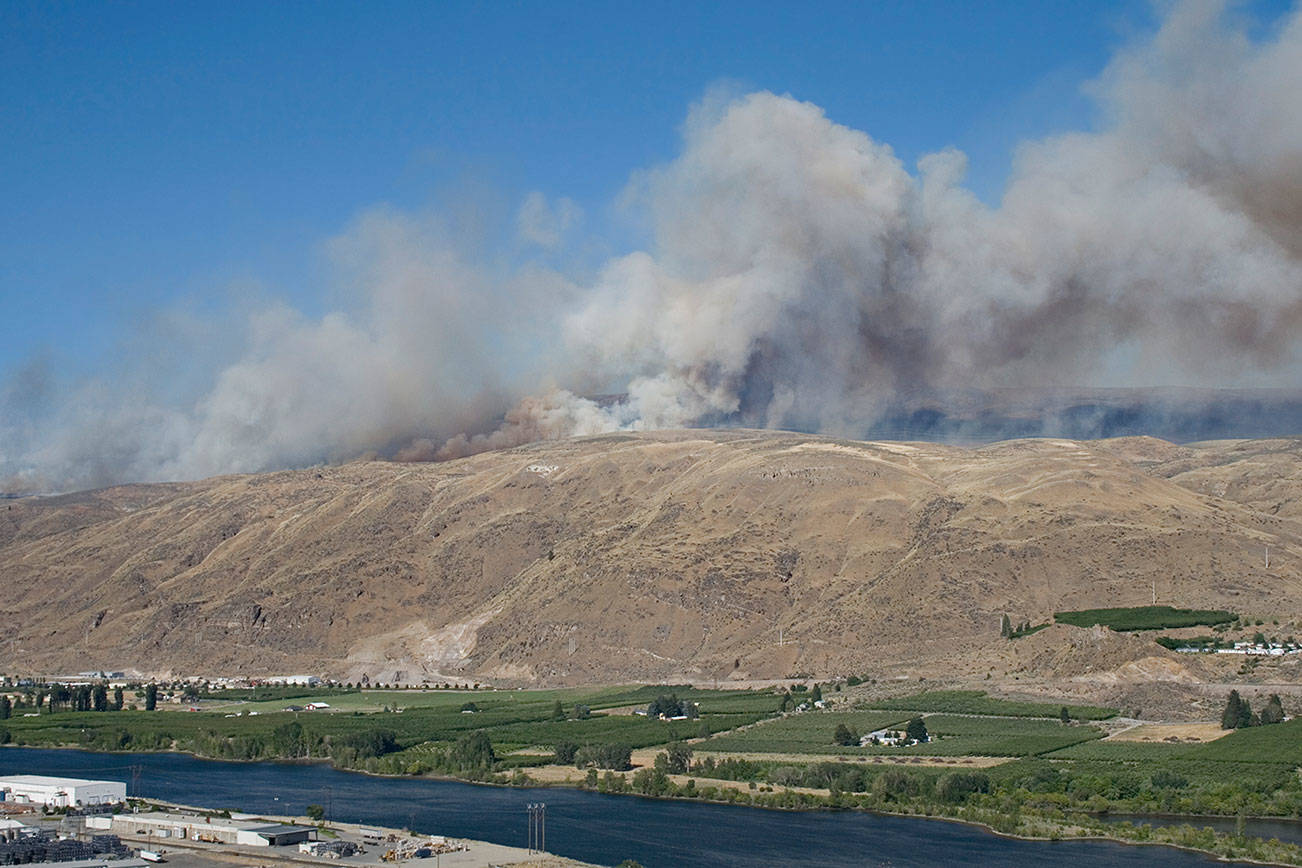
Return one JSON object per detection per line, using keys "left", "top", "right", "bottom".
{"left": 0, "top": 747, "right": 1229, "bottom": 867}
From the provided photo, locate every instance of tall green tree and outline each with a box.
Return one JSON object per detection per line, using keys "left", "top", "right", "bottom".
{"left": 937, "top": 771, "right": 990, "bottom": 803}
{"left": 664, "top": 741, "right": 693, "bottom": 774}
{"left": 833, "top": 723, "right": 856, "bottom": 746}
{"left": 271, "top": 721, "right": 308, "bottom": 757}
{"left": 1238, "top": 696, "right": 1256, "bottom": 728}
{"left": 551, "top": 699, "right": 565, "bottom": 720}
{"left": 92, "top": 684, "right": 108, "bottom": 712}
{"left": 144, "top": 683, "right": 158, "bottom": 711}
{"left": 905, "top": 716, "right": 928, "bottom": 744}
{"left": 1221, "top": 690, "right": 1240, "bottom": 729}
{"left": 112, "top": 687, "right": 124, "bottom": 711}
{"left": 0, "top": 696, "right": 10, "bottom": 720}
{"left": 1222, "top": 690, "right": 1255, "bottom": 729}
{"left": 450, "top": 731, "right": 495, "bottom": 773}
{"left": 1000, "top": 614, "right": 1012, "bottom": 638}
{"left": 1260, "top": 694, "right": 1286, "bottom": 725}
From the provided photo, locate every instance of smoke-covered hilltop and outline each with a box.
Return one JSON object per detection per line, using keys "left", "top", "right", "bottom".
{"left": 3, "top": 1, "right": 1302, "bottom": 493}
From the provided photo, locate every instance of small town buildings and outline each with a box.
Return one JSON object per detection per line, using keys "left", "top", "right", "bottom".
{"left": 87, "top": 813, "right": 316, "bottom": 847}
{"left": 263, "top": 675, "right": 321, "bottom": 686}
{"left": 0, "top": 776, "right": 126, "bottom": 808}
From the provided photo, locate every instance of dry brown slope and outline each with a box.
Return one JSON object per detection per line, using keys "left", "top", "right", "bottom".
{"left": 1, "top": 430, "right": 1300, "bottom": 684}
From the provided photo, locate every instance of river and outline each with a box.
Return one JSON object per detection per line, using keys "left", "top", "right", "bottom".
{"left": 0, "top": 747, "right": 1231, "bottom": 867}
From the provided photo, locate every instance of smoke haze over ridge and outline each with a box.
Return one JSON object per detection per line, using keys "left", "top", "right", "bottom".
{"left": 3, "top": 0, "right": 1302, "bottom": 493}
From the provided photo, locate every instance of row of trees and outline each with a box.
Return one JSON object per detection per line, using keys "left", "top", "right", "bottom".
{"left": 1221, "top": 690, "right": 1285, "bottom": 729}
{"left": 1000, "top": 614, "right": 1038, "bottom": 638}
{"left": 3, "top": 683, "right": 154, "bottom": 714}
{"left": 572, "top": 743, "right": 633, "bottom": 770}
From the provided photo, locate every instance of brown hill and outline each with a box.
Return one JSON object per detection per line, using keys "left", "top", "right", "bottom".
{"left": 2, "top": 430, "right": 1300, "bottom": 686}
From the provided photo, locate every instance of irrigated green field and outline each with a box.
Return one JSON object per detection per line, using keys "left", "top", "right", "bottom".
{"left": 700, "top": 709, "right": 1105, "bottom": 758}
{"left": 185, "top": 684, "right": 783, "bottom": 716}
{"left": 902, "top": 714, "right": 1104, "bottom": 756}
{"left": 1049, "top": 719, "right": 1302, "bottom": 766}
{"left": 1053, "top": 605, "right": 1237, "bottom": 632}
{"left": 0, "top": 684, "right": 779, "bottom": 760}
{"left": 867, "top": 690, "right": 1117, "bottom": 720}
{"left": 702, "top": 711, "right": 910, "bottom": 754}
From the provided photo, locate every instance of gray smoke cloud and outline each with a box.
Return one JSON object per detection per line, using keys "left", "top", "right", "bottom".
{"left": 2, "top": 0, "right": 1301, "bottom": 492}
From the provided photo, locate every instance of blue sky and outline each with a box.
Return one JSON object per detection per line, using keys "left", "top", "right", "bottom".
{"left": 0, "top": 0, "right": 1291, "bottom": 380}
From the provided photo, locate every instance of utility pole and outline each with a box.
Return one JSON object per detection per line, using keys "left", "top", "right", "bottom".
{"left": 1152, "top": 577, "right": 1157, "bottom": 606}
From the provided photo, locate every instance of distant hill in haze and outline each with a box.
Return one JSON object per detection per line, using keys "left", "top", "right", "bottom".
{"left": 2, "top": 429, "right": 1300, "bottom": 688}
{"left": 845, "top": 388, "right": 1302, "bottom": 443}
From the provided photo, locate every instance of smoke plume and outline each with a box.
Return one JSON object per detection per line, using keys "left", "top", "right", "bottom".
{"left": 3, "top": 0, "right": 1301, "bottom": 492}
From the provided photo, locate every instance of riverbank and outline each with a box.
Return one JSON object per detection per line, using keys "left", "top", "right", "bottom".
{"left": 9, "top": 742, "right": 1301, "bottom": 866}
{"left": 487, "top": 760, "right": 1302, "bottom": 866}
{"left": 111, "top": 798, "right": 598, "bottom": 868}
{"left": 2, "top": 745, "right": 1260, "bottom": 868}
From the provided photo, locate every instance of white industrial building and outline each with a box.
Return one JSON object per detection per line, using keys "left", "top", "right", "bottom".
{"left": 0, "top": 775, "right": 126, "bottom": 808}
{"left": 87, "top": 812, "right": 316, "bottom": 847}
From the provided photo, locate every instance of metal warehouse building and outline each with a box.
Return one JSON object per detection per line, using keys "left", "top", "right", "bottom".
{"left": 0, "top": 776, "right": 127, "bottom": 808}
{"left": 88, "top": 813, "right": 316, "bottom": 847}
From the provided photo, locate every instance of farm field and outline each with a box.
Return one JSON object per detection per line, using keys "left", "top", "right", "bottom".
{"left": 1053, "top": 605, "right": 1237, "bottom": 632}
{"left": 0, "top": 684, "right": 778, "bottom": 760}
{"left": 1037, "top": 718, "right": 1302, "bottom": 792}
{"left": 866, "top": 690, "right": 1117, "bottom": 720}
{"left": 180, "top": 685, "right": 783, "bottom": 716}
{"left": 702, "top": 711, "right": 910, "bottom": 754}
{"left": 904, "top": 714, "right": 1104, "bottom": 757}
{"left": 701, "top": 707, "right": 1105, "bottom": 758}
{"left": 1107, "top": 722, "right": 1229, "bottom": 743}
{"left": 1048, "top": 718, "right": 1302, "bottom": 765}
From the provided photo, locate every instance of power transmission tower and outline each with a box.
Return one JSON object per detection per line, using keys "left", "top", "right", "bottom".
{"left": 526, "top": 803, "right": 547, "bottom": 853}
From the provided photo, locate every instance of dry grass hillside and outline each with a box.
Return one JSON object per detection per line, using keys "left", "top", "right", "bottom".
{"left": 2, "top": 430, "right": 1300, "bottom": 688}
